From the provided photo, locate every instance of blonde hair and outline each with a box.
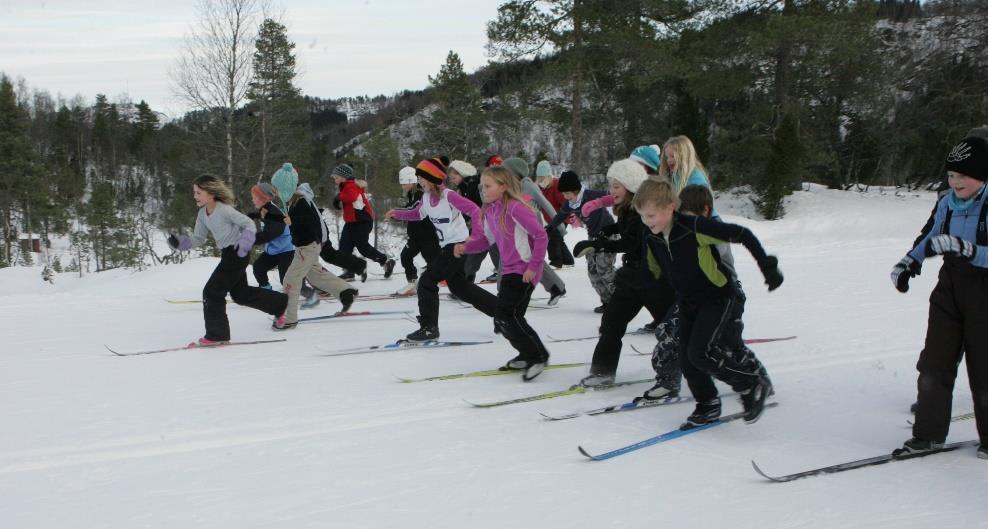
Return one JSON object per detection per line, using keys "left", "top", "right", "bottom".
{"left": 481, "top": 166, "right": 534, "bottom": 234}
{"left": 659, "top": 135, "right": 708, "bottom": 195}
{"left": 193, "top": 174, "right": 234, "bottom": 204}
{"left": 632, "top": 179, "right": 678, "bottom": 210}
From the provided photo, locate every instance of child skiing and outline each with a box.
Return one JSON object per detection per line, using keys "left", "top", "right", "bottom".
{"left": 546, "top": 170, "right": 616, "bottom": 313}
{"left": 573, "top": 159, "right": 677, "bottom": 388}
{"left": 535, "top": 160, "right": 575, "bottom": 268}
{"left": 891, "top": 136, "right": 988, "bottom": 459}
{"left": 167, "top": 174, "right": 288, "bottom": 345}
{"left": 394, "top": 166, "right": 440, "bottom": 296}
{"left": 331, "top": 164, "right": 395, "bottom": 279}
{"left": 385, "top": 158, "right": 497, "bottom": 341}
{"left": 248, "top": 182, "right": 295, "bottom": 291}
{"left": 273, "top": 181, "right": 359, "bottom": 330}
{"left": 644, "top": 184, "right": 772, "bottom": 403}
{"left": 501, "top": 157, "right": 567, "bottom": 305}
{"left": 452, "top": 159, "right": 500, "bottom": 284}
{"left": 456, "top": 165, "right": 552, "bottom": 381}
{"left": 633, "top": 178, "right": 782, "bottom": 426}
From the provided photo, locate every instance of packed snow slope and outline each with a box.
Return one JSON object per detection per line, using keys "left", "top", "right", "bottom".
{"left": 0, "top": 185, "right": 984, "bottom": 529}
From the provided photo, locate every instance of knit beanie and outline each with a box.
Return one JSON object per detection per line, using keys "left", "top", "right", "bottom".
{"left": 502, "top": 157, "right": 530, "bottom": 180}
{"left": 251, "top": 182, "right": 277, "bottom": 203}
{"left": 486, "top": 154, "right": 503, "bottom": 167}
{"left": 270, "top": 162, "right": 299, "bottom": 209}
{"left": 535, "top": 160, "right": 553, "bottom": 178}
{"left": 945, "top": 136, "right": 988, "bottom": 182}
{"left": 415, "top": 157, "right": 448, "bottom": 185}
{"left": 558, "top": 170, "right": 581, "bottom": 193}
{"left": 629, "top": 145, "right": 662, "bottom": 172}
{"left": 398, "top": 166, "right": 417, "bottom": 185}
{"left": 448, "top": 160, "right": 477, "bottom": 177}
{"left": 606, "top": 158, "right": 649, "bottom": 194}
{"left": 332, "top": 164, "right": 355, "bottom": 180}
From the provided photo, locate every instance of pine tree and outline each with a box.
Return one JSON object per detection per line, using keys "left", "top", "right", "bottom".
{"left": 0, "top": 75, "right": 34, "bottom": 266}
{"left": 416, "top": 51, "right": 487, "bottom": 161}
{"left": 756, "top": 111, "right": 802, "bottom": 220}
{"left": 246, "top": 18, "right": 310, "bottom": 183}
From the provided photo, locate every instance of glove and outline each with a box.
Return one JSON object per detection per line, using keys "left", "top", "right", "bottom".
{"left": 758, "top": 255, "right": 784, "bottom": 292}
{"left": 582, "top": 195, "right": 615, "bottom": 217}
{"left": 167, "top": 233, "right": 193, "bottom": 252}
{"left": 924, "top": 234, "right": 975, "bottom": 260}
{"left": 573, "top": 240, "right": 600, "bottom": 258}
{"left": 890, "top": 254, "right": 921, "bottom": 293}
{"left": 234, "top": 230, "right": 256, "bottom": 257}
{"left": 332, "top": 195, "right": 342, "bottom": 210}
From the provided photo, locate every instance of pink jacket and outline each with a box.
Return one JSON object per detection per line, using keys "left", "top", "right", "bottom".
{"left": 464, "top": 198, "right": 548, "bottom": 283}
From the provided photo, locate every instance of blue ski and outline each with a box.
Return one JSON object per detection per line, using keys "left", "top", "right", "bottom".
{"left": 578, "top": 402, "right": 779, "bottom": 461}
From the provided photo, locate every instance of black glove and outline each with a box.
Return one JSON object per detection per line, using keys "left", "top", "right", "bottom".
{"left": 758, "top": 255, "right": 784, "bottom": 292}
{"left": 890, "top": 255, "right": 921, "bottom": 293}
{"left": 924, "top": 234, "right": 976, "bottom": 260}
{"left": 332, "top": 195, "right": 342, "bottom": 210}
{"left": 167, "top": 233, "right": 179, "bottom": 250}
{"left": 573, "top": 239, "right": 601, "bottom": 258}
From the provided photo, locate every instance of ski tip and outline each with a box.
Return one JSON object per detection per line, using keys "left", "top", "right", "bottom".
{"left": 393, "top": 374, "right": 414, "bottom": 383}
{"left": 750, "top": 460, "right": 786, "bottom": 482}
{"left": 104, "top": 345, "right": 124, "bottom": 356}
{"left": 577, "top": 446, "right": 602, "bottom": 461}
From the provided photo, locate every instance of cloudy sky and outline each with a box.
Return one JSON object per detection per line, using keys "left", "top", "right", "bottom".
{"left": 1, "top": 0, "right": 502, "bottom": 118}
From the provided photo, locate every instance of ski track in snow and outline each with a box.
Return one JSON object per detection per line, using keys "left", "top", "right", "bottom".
{"left": 0, "top": 187, "right": 984, "bottom": 529}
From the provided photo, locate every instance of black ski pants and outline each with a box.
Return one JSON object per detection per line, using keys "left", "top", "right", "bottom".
{"left": 913, "top": 260, "right": 988, "bottom": 445}
{"left": 589, "top": 278, "right": 675, "bottom": 376}
{"left": 417, "top": 245, "right": 497, "bottom": 328}
{"left": 496, "top": 273, "right": 550, "bottom": 363}
{"left": 339, "top": 220, "right": 388, "bottom": 265}
{"left": 203, "top": 247, "right": 288, "bottom": 341}
{"left": 321, "top": 239, "right": 368, "bottom": 275}
{"left": 252, "top": 250, "right": 294, "bottom": 287}
{"left": 400, "top": 236, "right": 440, "bottom": 282}
{"left": 547, "top": 228, "right": 575, "bottom": 266}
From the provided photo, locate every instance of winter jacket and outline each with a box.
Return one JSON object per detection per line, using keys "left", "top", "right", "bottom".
{"left": 249, "top": 201, "right": 294, "bottom": 255}
{"left": 644, "top": 212, "right": 771, "bottom": 306}
{"left": 546, "top": 187, "right": 615, "bottom": 238}
{"left": 333, "top": 179, "right": 375, "bottom": 223}
{"left": 288, "top": 183, "right": 328, "bottom": 247}
{"left": 400, "top": 187, "right": 439, "bottom": 246}
{"left": 456, "top": 175, "right": 483, "bottom": 207}
{"left": 392, "top": 187, "right": 478, "bottom": 246}
{"left": 540, "top": 178, "right": 567, "bottom": 223}
{"left": 909, "top": 184, "right": 988, "bottom": 269}
{"left": 595, "top": 205, "right": 649, "bottom": 288}
{"left": 463, "top": 198, "right": 548, "bottom": 283}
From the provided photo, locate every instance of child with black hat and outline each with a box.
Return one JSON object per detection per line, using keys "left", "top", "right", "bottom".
{"left": 385, "top": 158, "right": 498, "bottom": 341}
{"left": 546, "top": 170, "right": 617, "bottom": 313}
{"left": 892, "top": 136, "right": 988, "bottom": 459}
{"left": 330, "top": 164, "right": 396, "bottom": 279}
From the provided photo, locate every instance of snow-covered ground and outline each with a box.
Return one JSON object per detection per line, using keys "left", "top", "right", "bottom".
{"left": 1, "top": 186, "right": 984, "bottom": 529}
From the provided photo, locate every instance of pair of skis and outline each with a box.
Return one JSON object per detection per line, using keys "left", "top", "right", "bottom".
{"left": 547, "top": 333, "right": 797, "bottom": 345}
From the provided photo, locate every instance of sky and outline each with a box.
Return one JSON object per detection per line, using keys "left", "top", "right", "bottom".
{"left": 0, "top": 0, "right": 503, "bottom": 119}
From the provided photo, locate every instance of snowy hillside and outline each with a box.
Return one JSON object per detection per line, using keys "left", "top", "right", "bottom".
{"left": 0, "top": 186, "right": 984, "bottom": 529}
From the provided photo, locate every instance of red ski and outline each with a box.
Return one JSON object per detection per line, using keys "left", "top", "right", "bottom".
{"left": 107, "top": 338, "right": 287, "bottom": 356}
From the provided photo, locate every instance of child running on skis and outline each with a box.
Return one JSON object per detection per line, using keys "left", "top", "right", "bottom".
{"left": 634, "top": 179, "right": 782, "bottom": 426}
{"left": 331, "top": 164, "right": 395, "bottom": 280}
{"left": 248, "top": 182, "right": 295, "bottom": 291}
{"left": 574, "top": 159, "right": 677, "bottom": 388}
{"left": 273, "top": 181, "right": 359, "bottom": 330}
{"left": 385, "top": 158, "right": 498, "bottom": 341}
{"left": 456, "top": 165, "right": 552, "bottom": 381}
{"left": 891, "top": 136, "right": 988, "bottom": 459}
{"left": 545, "top": 170, "right": 616, "bottom": 314}
{"left": 394, "top": 166, "right": 440, "bottom": 296}
{"left": 644, "top": 184, "right": 772, "bottom": 403}
{"left": 167, "top": 175, "right": 288, "bottom": 345}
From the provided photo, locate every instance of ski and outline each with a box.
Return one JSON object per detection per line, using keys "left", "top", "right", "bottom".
{"left": 396, "top": 362, "right": 589, "bottom": 383}
{"left": 320, "top": 293, "right": 416, "bottom": 301}
{"left": 546, "top": 330, "right": 650, "bottom": 343}
{"left": 321, "top": 339, "right": 493, "bottom": 357}
{"left": 297, "top": 310, "right": 410, "bottom": 323}
{"left": 632, "top": 335, "right": 799, "bottom": 355}
{"left": 578, "top": 402, "right": 780, "bottom": 461}
{"left": 540, "top": 394, "right": 735, "bottom": 421}
{"left": 751, "top": 439, "right": 980, "bottom": 483}
{"left": 107, "top": 338, "right": 287, "bottom": 357}
{"left": 464, "top": 378, "right": 653, "bottom": 408}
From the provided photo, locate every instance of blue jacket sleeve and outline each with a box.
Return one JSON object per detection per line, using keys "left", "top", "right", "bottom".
{"left": 907, "top": 197, "right": 948, "bottom": 264}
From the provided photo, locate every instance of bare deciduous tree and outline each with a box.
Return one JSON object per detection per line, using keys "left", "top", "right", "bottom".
{"left": 171, "top": 0, "right": 267, "bottom": 194}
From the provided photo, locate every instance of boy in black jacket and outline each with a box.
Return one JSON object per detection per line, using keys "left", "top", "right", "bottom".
{"left": 274, "top": 183, "right": 358, "bottom": 330}
{"left": 634, "top": 179, "right": 783, "bottom": 427}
